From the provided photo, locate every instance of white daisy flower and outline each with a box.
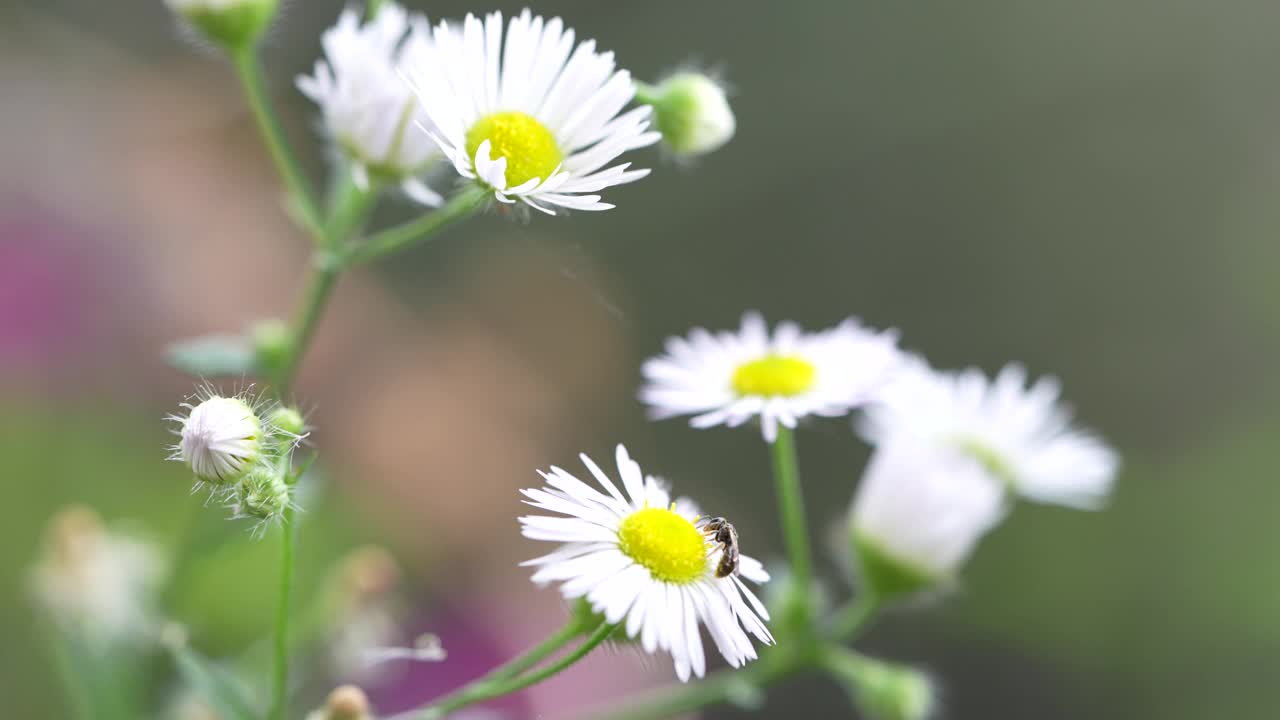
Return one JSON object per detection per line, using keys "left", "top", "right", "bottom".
{"left": 640, "top": 312, "right": 903, "bottom": 443}
{"left": 850, "top": 441, "right": 1005, "bottom": 595}
{"left": 298, "top": 4, "right": 443, "bottom": 205}
{"left": 403, "top": 10, "right": 660, "bottom": 214}
{"left": 859, "top": 358, "right": 1119, "bottom": 509}
{"left": 519, "top": 445, "right": 773, "bottom": 681}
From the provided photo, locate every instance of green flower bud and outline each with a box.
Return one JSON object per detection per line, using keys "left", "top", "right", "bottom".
{"left": 236, "top": 466, "right": 290, "bottom": 522}
{"left": 166, "top": 0, "right": 279, "bottom": 50}
{"left": 269, "top": 406, "right": 307, "bottom": 437}
{"left": 250, "top": 318, "right": 290, "bottom": 379}
{"left": 637, "top": 73, "right": 735, "bottom": 157}
{"left": 828, "top": 652, "right": 935, "bottom": 720}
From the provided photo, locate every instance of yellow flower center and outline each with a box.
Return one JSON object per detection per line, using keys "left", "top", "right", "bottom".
{"left": 617, "top": 506, "right": 708, "bottom": 584}
{"left": 731, "top": 355, "right": 817, "bottom": 397}
{"left": 465, "top": 111, "right": 562, "bottom": 188}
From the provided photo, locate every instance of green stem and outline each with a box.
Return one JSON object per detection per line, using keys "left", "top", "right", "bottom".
{"left": 326, "top": 174, "right": 379, "bottom": 242}
{"left": 485, "top": 619, "right": 586, "bottom": 683}
{"left": 342, "top": 185, "right": 487, "bottom": 266}
{"left": 274, "top": 255, "right": 340, "bottom": 398}
{"left": 633, "top": 81, "right": 659, "bottom": 106}
{"left": 231, "top": 47, "right": 322, "bottom": 237}
{"left": 587, "top": 656, "right": 785, "bottom": 720}
{"left": 418, "top": 622, "right": 617, "bottom": 719}
{"left": 770, "top": 426, "right": 814, "bottom": 614}
{"left": 267, "top": 504, "right": 298, "bottom": 720}
{"left": 830, "top": 592, "right": 881, "bottom": 642}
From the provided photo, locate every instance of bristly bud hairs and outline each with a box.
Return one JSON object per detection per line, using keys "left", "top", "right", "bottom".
{"left": 169, "top": 386, "right": 307, "bottom": 531}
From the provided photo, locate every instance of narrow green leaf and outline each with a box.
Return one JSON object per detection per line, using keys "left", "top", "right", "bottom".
{"left": 167, "top": 335, "right": 256, "bottom": 378}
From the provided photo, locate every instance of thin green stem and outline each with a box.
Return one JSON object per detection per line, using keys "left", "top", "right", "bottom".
{"left": 365, "top": 0, "right": 387, "bottom": 19}
{"left": 586, "top": 654, "right": 787, "bottom": 720}
{"left": 770, "top": 426, "right": 814, "bottom": 614}
{"left": 267, "top": 504, "right": 298, "bottom": 720}
{"left": 231, "top": 47, "right": 322, "bottom": 237}
{"left": 830, "top": 592, "right": 881, "bottom": 643}
{"left": 485, "top": 619, "right": 586, "bottom": 683}
{"left": 326, "top": 174, "right": 379, "bottom": 242}
{"left": 418, "top": 621, "right": 618, "bottom": 719}
{"left": 343, "top": 185, "right": 487, "bottom": 266}
{"left": 274, "top": 256, "right": 340, "bottom": 398}
{"left": 632, "top": 81, "right": 659, "bottom": 106}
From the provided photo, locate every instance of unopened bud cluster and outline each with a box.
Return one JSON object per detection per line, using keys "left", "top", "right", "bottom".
{"left": 169, "top": 387, "right": 307, "bottom": 529}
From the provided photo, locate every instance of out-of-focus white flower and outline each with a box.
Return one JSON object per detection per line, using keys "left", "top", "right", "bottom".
{"left": 298, "top": 5, "right": 444, "bottom": 205}
{"left": 520, "top": 445, "right": 772, "bottom": 681}
{"left": 165, "top": 0, "right": 279, "bottom": 49}
{"left": 324, "top": 546, "right": 411, "bottom": 679}
{"left": 850, "top": 442, "right": 1005, "bottom": 596}
{"left": 29, "top": 506, "right": 167, "bottom": 645}
{"left": 638, "top": 72, "right": 735, "bottom": 157}
{"left": 641, "top": 312, "right": 902, "bottom": 443}
{"left": 860, "top": 358, "right": 1119, "bottom": 509}
{"left": 404, "top": 10, "right": 660, "bottom": 214}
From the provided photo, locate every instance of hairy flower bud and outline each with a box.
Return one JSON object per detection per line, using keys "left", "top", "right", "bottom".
{"left": 166, "top": 0, "right": 280, "bottom": 50}
{"left": 639, "top": 72, "right": 736, "bottom": 157}
{"left": 269, "top": 406, "right": 308, "bottom": 437}
{"left": 235, "top": 466, "right": 290, "bottom": 522}
{"left": 172, "top": 393, "right": 265, "bottom": 485}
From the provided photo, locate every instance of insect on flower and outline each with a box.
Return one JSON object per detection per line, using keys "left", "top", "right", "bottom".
{"left": 698, "top": 515, "right": 741, "bottom": 578}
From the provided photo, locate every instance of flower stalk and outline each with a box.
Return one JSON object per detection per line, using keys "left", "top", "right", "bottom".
{"left": 231, "top": 47, "right": 323, "bottom": 239}
{"left": 769, "top": 426, "right": 814, "bottom": 622}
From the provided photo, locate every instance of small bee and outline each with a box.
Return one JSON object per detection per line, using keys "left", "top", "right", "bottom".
{"left": 698, "top": 516, "right": 740, "bottom": 578}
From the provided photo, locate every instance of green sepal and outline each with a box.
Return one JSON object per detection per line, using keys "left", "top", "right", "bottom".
{"left": 180, "top": 0, "right": 279, "bottom": 50}
{"left": 852, "top": 532, "right": 938, "bottom": 600}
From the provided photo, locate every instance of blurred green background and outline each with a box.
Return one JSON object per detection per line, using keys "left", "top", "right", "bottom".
{"left": 3, "top": 0, "right": 1280, "bottom": 717}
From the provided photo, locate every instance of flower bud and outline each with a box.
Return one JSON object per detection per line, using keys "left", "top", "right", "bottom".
{"left": 173, "top": 393, "right": 265, "bottom": 485}
{"left": 829, "top": 653, "right": 935, "bottom": 720}
{"left": 250, "top": 318, "right": 290, "bottom": 378}
{"left": 849, "top": 442, "right": 1005, "bottom": 599}
{"left": 306, "top": 685, "right": 372, "bottom": 720}
{"left": 269, "top": 406, "right": 308, "bottom": 437}
{"left": 235, "top": 466, "right": 290, "bottom": 522}
{"left": 639, "top": 73, "right": 736, "bottom": 157}
{"left": 166, "top": 0, "right": 280, "bottom": 50}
